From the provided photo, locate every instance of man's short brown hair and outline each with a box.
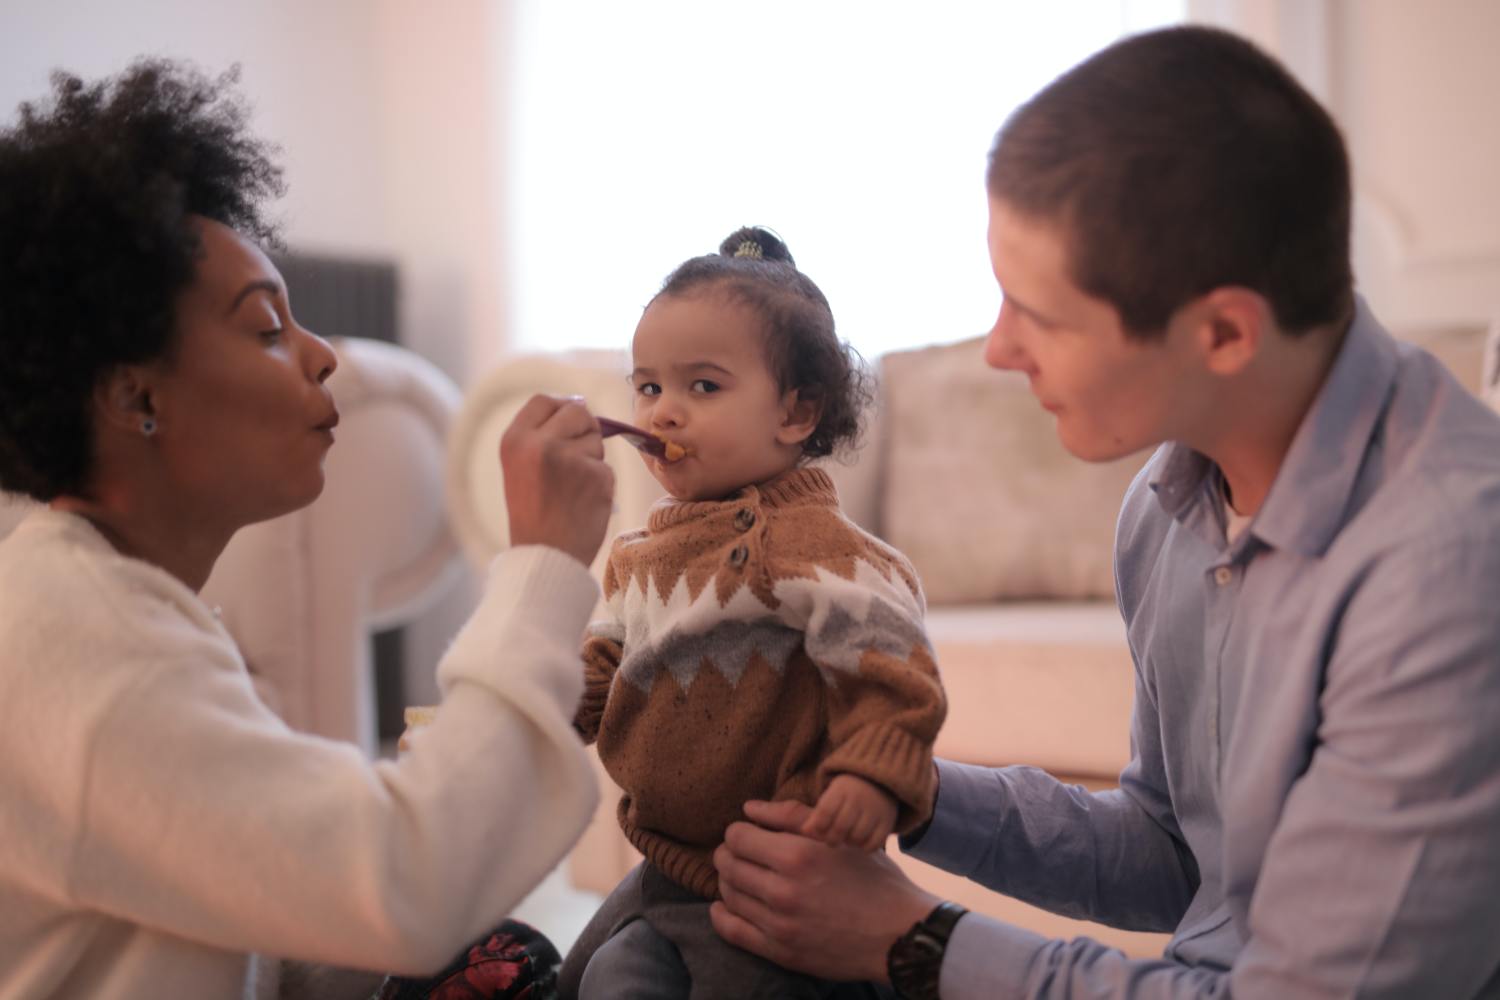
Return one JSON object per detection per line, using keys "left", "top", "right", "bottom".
{"left": 987, "top": 26, "right": 1353, "bottom": 339}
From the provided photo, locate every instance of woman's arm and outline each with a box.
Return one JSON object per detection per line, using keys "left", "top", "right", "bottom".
{"left": 72, "top": 545, "right": 601, "bottom": 975}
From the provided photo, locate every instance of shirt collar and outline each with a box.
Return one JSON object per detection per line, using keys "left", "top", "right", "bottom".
{"left": 1148, "top": 297, "right": 1400, "bottom": 556}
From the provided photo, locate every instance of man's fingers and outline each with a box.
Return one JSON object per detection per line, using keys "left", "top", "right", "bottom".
{"left": 743, "top": 798, "right": 814, "bottom": 833}
{"left": 709, "top": 900, "right": 787, "bottom": 965}
{"left": 802, "top": 799, "right": 835, "bottom": 839}
{"left": 721, "top": 818, "right": 817, "bottom": 877}
{"left": 715, "top": 840, "right": 799, "bottom": 915}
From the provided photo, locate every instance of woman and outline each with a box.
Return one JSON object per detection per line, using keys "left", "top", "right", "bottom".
{"left": 0, "top": 61, "right": 613, "bottom": 999}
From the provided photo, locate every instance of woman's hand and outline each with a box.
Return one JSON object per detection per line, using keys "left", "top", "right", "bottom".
{"left": 500, "top": 395, "right": 615, "bottom": 568}
{"left": 710, "top": 798, "right": 939, "bottom": 983}
{"left": 803, "top": 774, "right": 898, "bottom": 852}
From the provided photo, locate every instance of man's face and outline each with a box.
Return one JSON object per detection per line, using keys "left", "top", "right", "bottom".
{"left": 982, "top": 198, "right": 1197, "bottom": 463}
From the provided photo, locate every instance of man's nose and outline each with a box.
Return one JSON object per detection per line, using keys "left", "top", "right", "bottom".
{"left": 984, "top": 304, "right": 1029, "bottom": 372}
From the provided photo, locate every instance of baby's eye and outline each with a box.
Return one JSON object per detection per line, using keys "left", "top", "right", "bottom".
{"left": 260, "top": 327, "right": 285, "bottom": 344}
{"left": 690, "top": 379, "right": 720, "bottom": 394}
{"left": 636, "top": 382, "right": 661, "bottom": 397}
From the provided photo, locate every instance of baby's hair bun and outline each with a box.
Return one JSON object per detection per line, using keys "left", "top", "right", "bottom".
{"left": 718, "top": 226, "right": 794, "bottom": 267}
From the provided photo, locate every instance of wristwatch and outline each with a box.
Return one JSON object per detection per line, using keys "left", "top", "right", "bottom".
{"left": 887, "top": 900, "right": 968, "bottom": 1000}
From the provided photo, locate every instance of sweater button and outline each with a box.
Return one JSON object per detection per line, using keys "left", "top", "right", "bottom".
{"left": 734, "top": 508, "right": 756, "bottom": 532}
{"left": 728, "top": 545, "right": 748, "bottom": 568}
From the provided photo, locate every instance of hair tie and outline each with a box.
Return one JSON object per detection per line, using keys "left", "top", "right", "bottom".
{"left": 733, "top": 240, "right": 763, "bottom": 260}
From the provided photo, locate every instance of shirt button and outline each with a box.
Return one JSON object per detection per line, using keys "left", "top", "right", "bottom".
{"left": 1214, "top": 566, "right": 1233, "bottom": 587}
{"left": 734, "top": 508, "right": 756, "bottom": 532}
{"left": 728, "top": 545, "right": 749, "bottom": 568}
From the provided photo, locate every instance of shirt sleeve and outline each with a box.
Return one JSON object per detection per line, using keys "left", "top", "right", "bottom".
{"left": 903, "top": 756, "right": 1196, "bottom": 933}
{"left": 69, "top": 545, "right": 603, "bottom": 976}
{"left": 911, "top": 527, "right": 1500, "bottom": 998}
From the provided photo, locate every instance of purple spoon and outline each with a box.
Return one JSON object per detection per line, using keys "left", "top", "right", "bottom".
{"left": 597, "top": 416, "right": 688, "bottom": 461}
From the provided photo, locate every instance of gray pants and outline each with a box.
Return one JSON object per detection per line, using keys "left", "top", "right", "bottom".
{"left": 559, "top": 862, "right": 892, "bottom": 1000}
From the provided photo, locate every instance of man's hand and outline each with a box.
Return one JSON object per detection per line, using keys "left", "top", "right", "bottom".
{"left": 710, "top": 798, "right": 939, "bottom": 983}
{"left": 803, "top": 774, "right": 898, "bottom": 852}
{"left": 500, "top": 395, "right": 614, "bottom": 568}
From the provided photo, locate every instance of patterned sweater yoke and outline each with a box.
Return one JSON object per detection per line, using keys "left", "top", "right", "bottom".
{"left": 575, "top": 466, "right": 947, "bottom": 898}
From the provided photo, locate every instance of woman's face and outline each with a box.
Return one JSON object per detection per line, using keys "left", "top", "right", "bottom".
{"left": 145, "top": 217, "right": 339, "bottom": 528}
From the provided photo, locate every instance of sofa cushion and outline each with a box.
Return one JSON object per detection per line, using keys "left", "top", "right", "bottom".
{"left": 926, "top": 602, "right": 1133, "bottom": 779}
{"left": 1481, "top": 318, "right": 1500, "bottom": 407}
{"left": 878, "top": 337, "right": 1148, "bottom": 604}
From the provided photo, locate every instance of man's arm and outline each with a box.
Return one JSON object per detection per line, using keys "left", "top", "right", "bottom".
{"left": 717, "top": 528, "right": 1500, "bottom": 998}
{"left": 905, "top": 756, "right": 1196, "bottom": 933}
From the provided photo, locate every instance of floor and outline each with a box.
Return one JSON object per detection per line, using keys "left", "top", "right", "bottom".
{"left": 509, "top": 865, "right": 603, "bottom": 955}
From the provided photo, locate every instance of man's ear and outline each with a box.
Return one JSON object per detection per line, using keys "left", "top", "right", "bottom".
{"left": 1181, "top": 287, "right": 1272, "bottom": 378}
{"left": 92, "top": 365, "right": 156, "bottom": 436}
{"left": 776, "top": 388, "right": 822, "bottom": 447}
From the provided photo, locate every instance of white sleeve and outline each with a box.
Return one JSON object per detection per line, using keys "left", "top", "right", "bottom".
{"left": 71, "top": 545, "right": 600, "bottom": 975}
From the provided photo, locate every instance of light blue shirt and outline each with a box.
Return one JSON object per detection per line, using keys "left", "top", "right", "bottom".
{"left": 905, "top": 300, "right": 1500, "bottom": 997}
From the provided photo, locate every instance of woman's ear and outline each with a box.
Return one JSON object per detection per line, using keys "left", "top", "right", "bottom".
{"left": 93, "top": 365, "right": 156, "bottom": 436}
{"left": 776, "top": 388, "right": 822, "bottom": 446}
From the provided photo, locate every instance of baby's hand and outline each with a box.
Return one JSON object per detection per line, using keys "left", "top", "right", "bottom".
{"left": 803, "top": 774, "right": 898, "bottom": 852}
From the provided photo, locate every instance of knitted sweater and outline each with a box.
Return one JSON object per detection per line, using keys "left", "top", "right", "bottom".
{"left": 575, "top": 467, "right": 946, "bottom": 898}
{"left": 0, "top": 509, "right": 600, "bottom": 1000}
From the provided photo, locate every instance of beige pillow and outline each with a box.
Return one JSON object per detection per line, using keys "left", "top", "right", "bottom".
{"left": 1400, "top": 323, "right": 1487, "bottom": 396}
{"left": 879, "top": 337, "right": 1147, "bottom": 604}
{"left": 1482, "top": 317, "right": 1500, "bottom": 411}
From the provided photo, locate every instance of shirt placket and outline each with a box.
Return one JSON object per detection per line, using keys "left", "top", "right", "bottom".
{"left": 1202, "top": 558, "right": 1243, "bottom": 785}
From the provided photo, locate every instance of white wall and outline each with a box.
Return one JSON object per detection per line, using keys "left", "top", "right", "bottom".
{"left": 9, "top": 2, "right": 1493, "bottom": 365}
{"left": 0, "top": 0, "right": 509, "bottom": 381}
{"left": 0, "top": 0, "right": 511, "bottom": 708}
{"left": 1333, "top": 0, "right": 1500, "bottom": 330}
{"left": 1192, "top": 0, "right": 1500, "bottom": 330}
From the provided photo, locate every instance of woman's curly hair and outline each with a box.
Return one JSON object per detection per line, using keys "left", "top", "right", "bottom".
{"left": 0, "top": 59, "right": 283, "bottom": 501}
{"left": 656, "top": 226, "right": 874, "bottom": 461}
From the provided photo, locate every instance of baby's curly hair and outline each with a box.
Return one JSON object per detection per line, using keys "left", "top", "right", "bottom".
{"left": 656, "top": 226, "right": 874, "bottom": 461}
{"left": 0, "top": 59, "right": 283, "bottom": 501}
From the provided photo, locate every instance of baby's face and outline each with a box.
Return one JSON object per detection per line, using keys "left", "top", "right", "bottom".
{"left": 629, "top": 291, "right": 806, "bottom": 501}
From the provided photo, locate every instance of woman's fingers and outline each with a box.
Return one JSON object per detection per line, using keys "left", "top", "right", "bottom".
{"left": 500, "top": 394, "right": 614, "bottom": 566}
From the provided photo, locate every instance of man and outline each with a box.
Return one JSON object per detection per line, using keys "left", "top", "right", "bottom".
{"left": 710, "top": 25, "right": 1500, "bottom": 999}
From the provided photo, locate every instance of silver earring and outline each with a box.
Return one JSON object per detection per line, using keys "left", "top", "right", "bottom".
{"left": 141, "top": 417, "right": 157, "bottom": 437}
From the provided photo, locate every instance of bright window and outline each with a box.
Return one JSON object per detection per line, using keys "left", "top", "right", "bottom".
{"left": 506, "top": 1, "right": 1184, "bottom": 357}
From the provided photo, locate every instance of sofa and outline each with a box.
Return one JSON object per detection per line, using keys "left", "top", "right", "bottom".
{"left": 445, "top": 319, "right": 1494, "bottom": 957}
{"left": 0, "top": 336, "right": 466, "bottom": 758}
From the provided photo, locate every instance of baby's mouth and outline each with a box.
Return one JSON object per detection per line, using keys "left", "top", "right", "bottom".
{"left": 659, "top": 439, "right": 689, "bottom": 463}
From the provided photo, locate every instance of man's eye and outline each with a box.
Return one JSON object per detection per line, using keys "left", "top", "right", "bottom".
{"left": 690, "top": 379, "right": 720, "bottom": 393}
{"left": 636, "top": 382, "right": 660, "bottom": 397}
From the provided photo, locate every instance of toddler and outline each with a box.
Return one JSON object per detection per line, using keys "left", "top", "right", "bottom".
{"left": 559, "top": 227, "right": 946, "bottom": 999}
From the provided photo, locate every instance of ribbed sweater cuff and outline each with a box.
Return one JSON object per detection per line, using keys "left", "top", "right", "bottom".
{"left": 573, "top": 659, "right": 613, "bottom": 742}
{"left": 436, "top": 544, "right": 599, "bottom": 702}
{"left": 819, "top": 725, "right": 936, "bottom": 832}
